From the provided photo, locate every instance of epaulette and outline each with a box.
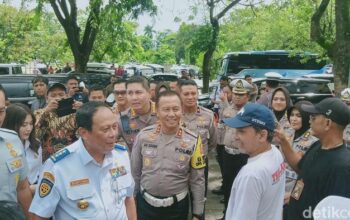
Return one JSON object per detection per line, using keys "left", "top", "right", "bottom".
{"left": 140, "top": 124, "right": 157, "bottom": 133}
{"left": 199, "top": 106, "right": 214, "bottom": 114}
{"left": 115, "top": 144, "right": 128, "bottom": 151}
{"left": 50, "top": 148, "right": 71, "bottom": 163}
{"left": 183, "top": 127, "right": 198, "bottom": 138}
{"left": 151, "top": 102, "right": 157, "bottom": 115}
{"left": 0, "top": 128, "right": 18, "bottom": 136}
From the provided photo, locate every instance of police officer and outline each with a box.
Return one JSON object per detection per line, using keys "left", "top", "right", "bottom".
{"left": 131, "top": 91, "right": 205, "bottom": 220}
{"left": 341, "top": 88, "right": 350, "bottom": 147}
{"left": 29, "top": 102, "right": 136, "bottom": 220}
{"left": 178, "top": 79, "right": 217, "bottom": 197}
{"left": 0, "top": 85, "right": 33, "bottom": 220}
{"left": 221, "top": 79, "right": 252, "bottom": 216}
{"left": 118, "top": 76, "right": 158, "bottom": 151}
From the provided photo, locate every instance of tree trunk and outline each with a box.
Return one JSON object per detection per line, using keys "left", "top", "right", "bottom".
{"left": 202, "top": 18, "right": 219, "bottom": 93}
{"left": 333, "top": 0, "right": 350, "bottom": 95}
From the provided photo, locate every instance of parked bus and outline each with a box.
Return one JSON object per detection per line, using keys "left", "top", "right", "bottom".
{"left": 219, "top": 50, "right": 327, "bottom": 77}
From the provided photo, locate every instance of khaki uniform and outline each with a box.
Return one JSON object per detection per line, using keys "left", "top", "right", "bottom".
{"left": 217, "top": 101, "right": 231, "bottom": 145}
{"left": 272, "top": 113, "right": 294, "bottom": 146}
{"left": 285, "top": 130, "right": 317, "bottom": 192}
{"left": 182, "top": 106, "right": 217, "bottom": 155}
{"left": 117, "top": 102, "right": 158, "bottom": 151}
{"left": 0, "top": 128, "right": 28, "bottom": 202}
{"left": 131, "top": 124, "right": 206, "bottom": 215}
{"left": 34, "top": 109, "right": 77, "bottom": 163}
{"left": 222, "top": 103, "right": 241, "bottom": 154}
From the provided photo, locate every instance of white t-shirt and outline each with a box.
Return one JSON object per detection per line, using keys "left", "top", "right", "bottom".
{"left": 225, "top": 145, "right": 285, "bottom": 220}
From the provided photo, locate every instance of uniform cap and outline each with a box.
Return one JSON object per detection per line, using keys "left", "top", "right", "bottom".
{"left": 47, "top": 83, "right": 66, "bottom": 94}
{"left": 230, "top": 79, "right": 253, "bottom": 94}
{"left": 223, "top": 103, "right": 275, "bottom": 131}
{"left": 265, "top": 72, "right": 282, "bottom": 79}
{"left": 301, "top": 97, "right": 350, "bottom": 126}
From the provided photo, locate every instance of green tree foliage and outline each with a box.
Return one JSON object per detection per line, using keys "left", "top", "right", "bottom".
{"left": 220, "top": 0, "right": 326, "bottom": 57}
{"left": 0, "top": 5, "right": 35, "bottom": 62}
{"left": 175, "top": 23, "right": 211, "bottom": 65}
{"left": 37, "top": 0, "right": 156, "bottom": 73}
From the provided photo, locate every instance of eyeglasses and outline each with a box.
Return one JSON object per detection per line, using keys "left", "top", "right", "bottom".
{"left": 113, "top": 90, "right": 127, "bottom": 96}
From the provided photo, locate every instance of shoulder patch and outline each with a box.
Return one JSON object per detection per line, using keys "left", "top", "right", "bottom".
{"left": 115, "top": 144, "right": 128, "bottom": 151}
{"left": 50, "top": 148, "right": 70, "bottom": 163}
{"left": 199, "top": 106, "right": 214, "bottom": 114}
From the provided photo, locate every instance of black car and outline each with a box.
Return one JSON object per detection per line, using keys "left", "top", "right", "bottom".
{"left": 254, "top": 77, "right": 333, "bottom": 104}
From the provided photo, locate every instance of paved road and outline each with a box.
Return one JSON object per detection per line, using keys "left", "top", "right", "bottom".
{"left": 206, "top": 149, "right": 225, "bottom": 220}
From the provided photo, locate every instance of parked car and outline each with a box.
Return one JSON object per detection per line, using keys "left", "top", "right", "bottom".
{"left": 0, "top": 63, "right": 23, "bottom": 75}
{"left": 147, "top": 73, "right": 178, "bottom": 82}
{"left": 254, "top": 77, "right": 333, "bottom": 104}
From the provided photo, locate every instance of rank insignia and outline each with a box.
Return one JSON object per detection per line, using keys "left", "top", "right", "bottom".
{"left": 39, "top": 173, "right": 55, "bottom": 198}
{"left": 6, "top": 157, "right": 23, "bottom": 173}
{"left": 77, "top": 199, "right": 89, "bottom": 210}
{"left": 110, "top": 166, "right": 127, "bottom": 178}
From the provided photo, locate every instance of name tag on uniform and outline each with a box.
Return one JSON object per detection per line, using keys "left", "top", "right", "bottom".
{"left": 6, "top": 157, "right": 23, "bottom": 173}
{"left": 110, "top": 166, "right": 127, "bottom": 179}
{"left": 70, "top": 178, "right": 90, "bottom": 187}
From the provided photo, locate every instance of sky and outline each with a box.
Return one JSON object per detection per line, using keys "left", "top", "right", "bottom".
{"left": 10, "top": 0, "right": 205, "bottom": 33}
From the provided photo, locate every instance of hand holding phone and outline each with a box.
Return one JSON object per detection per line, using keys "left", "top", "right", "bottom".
{"left": 56, "top": 97, "right": 76, "bottom": 117}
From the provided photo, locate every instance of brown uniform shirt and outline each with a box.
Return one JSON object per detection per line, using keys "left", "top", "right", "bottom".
{"left": 182, "top": 106, "right": 217, "bottom": 155}
{"left": 34, "top": 109, "right": 77, "bottom": 162}
{"left": 131, "top": 124, "right": 206, "bottom": 215}
{"left": 222, "top": 103, "right": 241, "bottom": 153}
{"left": 117, "top": 102, "right": 158, "bottom": 151}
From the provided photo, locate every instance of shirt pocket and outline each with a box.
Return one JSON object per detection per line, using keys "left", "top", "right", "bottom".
{"left": 66, "top": 184, "right": 98, "bottom": 219}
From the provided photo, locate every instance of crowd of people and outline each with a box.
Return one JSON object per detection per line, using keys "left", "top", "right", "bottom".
{"left": 0, "top": 73, "right": 350, "bottom": 220}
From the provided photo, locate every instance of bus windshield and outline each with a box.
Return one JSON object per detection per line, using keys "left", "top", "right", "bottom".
{"left": 220, "top": 50, "right": 326, "bottom": 76}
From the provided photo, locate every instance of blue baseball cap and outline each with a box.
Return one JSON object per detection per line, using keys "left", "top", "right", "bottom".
{"left": 223, "top": 103, "right": 276, "bottom": 131}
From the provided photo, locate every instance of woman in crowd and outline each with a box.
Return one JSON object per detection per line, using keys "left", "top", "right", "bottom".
{"left": 282, "top": 100, "right": 318, "bottom": 219}
{"left": 270, "top": 87, "right": 294, "bottom": 144}
{"left": 2, "top": 103, "right": 42, "bottom": 194}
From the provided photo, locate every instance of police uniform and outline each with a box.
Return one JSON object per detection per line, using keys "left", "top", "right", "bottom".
{"left": 272, "top": 113, "right": 294, "bottom": 146}
{"left": 182, "top": 105, "right": 216, "bottom": 199}
{"left": 285, "top": 130, "right": 317, "bottom": 193}
{"left": 29, "top": 138, "right": 134, "bottom": 220}
{"left": 0, "top": 128, "right": 28, "bottom": 202}
{"left": 222, "top": 79, "right": 251, "bottom": 211}
{"left": 117, "top": 102, "right": 158, "bottom": 151}
{"left": 131, "top": 124, "right": 205, "bottom": 220}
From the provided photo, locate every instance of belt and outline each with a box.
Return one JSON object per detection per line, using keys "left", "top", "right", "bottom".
{"left": 224, "top": 146, "right": 240, "bottom": 155}
{"left": 141, "top": 186, "right": 187, "bottom": 207}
